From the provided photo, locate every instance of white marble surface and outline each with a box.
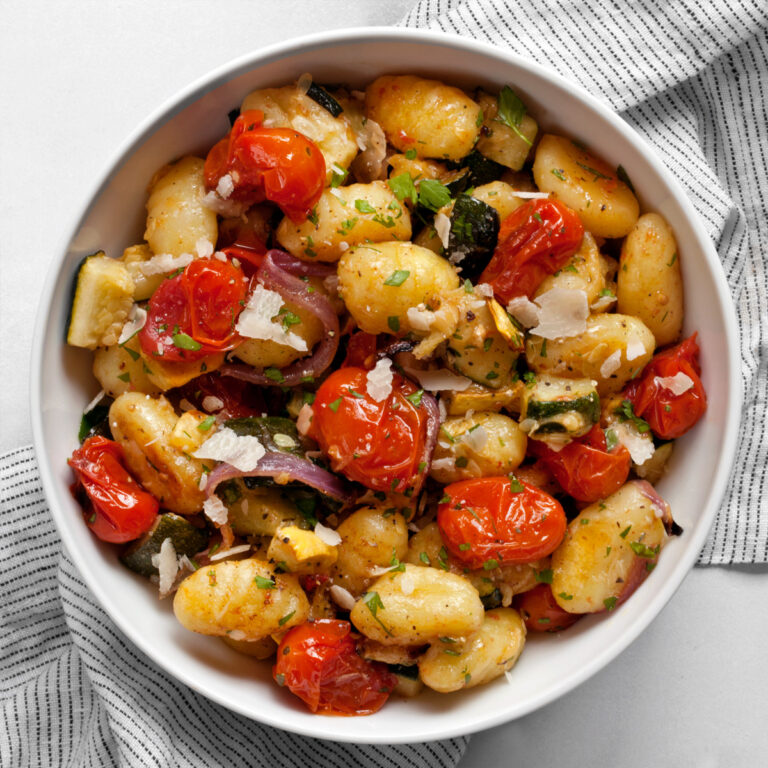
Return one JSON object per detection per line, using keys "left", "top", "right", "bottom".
{"left": 1, "top": 2, "right": 765, "bottom": 765}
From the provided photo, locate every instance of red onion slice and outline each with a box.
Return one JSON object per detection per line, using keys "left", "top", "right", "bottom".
{"left": 205, "top": 451, "right": 355, "bottom": 506}
{"left": 635, "top": 479, "right": 682, "bottom": 536}
{"left": 413, "top": 390, "right": 440, "bottom": 494}
{"left": 222, "top": 250, "right": 340, "bottom": 386}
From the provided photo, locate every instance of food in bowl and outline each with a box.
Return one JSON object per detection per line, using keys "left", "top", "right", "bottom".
{"left": 64, "top": 72, "right": 707, "bottom": 716}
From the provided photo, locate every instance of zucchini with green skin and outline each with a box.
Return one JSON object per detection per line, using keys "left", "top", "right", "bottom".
{"left": 120, "top": 513, "right": 209, "bottom": 577}
{"left": 305, "top": 82, "right": 343, "bottom": 117}
{"left": 521, "top": 375, "right": 600, "bottom": 444}
{"left": 446, "top": 194, "right": 500, "bottom": 281}
{"left": 67, "top": 252, "right": 135, "bottom": 349}
{"left": 224, "top": 417, "right": 303, "bottom": 455}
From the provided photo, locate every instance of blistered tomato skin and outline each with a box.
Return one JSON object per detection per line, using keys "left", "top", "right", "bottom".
{"left": 204, "top": 110, "right": 326, "bottom": 222}
{"left": 310, "top": 367, "right": 431, "bottom": 494}
{"left": 437, "top": 477, "right": 567, "bottom": 569}
{"left": 480, "top": 198, "right": 584, "bottom": 304}
{"left": 530, "top": 425, "right": 631, "bottom": 503}
{"left": 68, "top": 436, "right": 159, "bottom": 543}
{"left": 624, "top": 333, "right": 707, "bottom": 440}
{"left": 273, "top": 619, "right": 396, "bottom": 715}
{"left": 139, "top": 256, "right": 248, "bottom": 362}
{"left": 516, "top": 583, "right": 582, "bottom": 633}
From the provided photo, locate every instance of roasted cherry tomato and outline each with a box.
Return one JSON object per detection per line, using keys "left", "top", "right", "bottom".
{"left": 219, "top": 245, "right": 265, "bottom": 275}
{"left": 624, "top": 334, "right": 707, "bottom": 440}
{"left": 479, "top": 198, "right": 584, "bottom": 304}
{"left": 309, "top": 367, "right": 432, "bottom": 494}
{"left": 170, "top": 372, "right": 273, "bottom": 419}
{"left": 341, "top": 332, "right": 378, "bottom": 370}
{"left": 529, "top": 425, "right": 631, "bottom": 503}
{"left": 437, "top": 476, "right": 566, "bottom": 569}
{"left": 204, "top": 109, "right": 326, "bottom": 222}
{"left": 68, "top": 436, "right": 159, "bottom": 543}
{"left": 516, "top": 584, "right": 582, "bottom": 633}
{"left": 273, "top": 620, "right": 396, "bottom": 715}
{"left": 139, "top": 256, "right": 248, "bottom": 362}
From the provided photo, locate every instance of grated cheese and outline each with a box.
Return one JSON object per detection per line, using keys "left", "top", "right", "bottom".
{"left": 612, "top": 422, "right": 654, "bottom": 466}
{"left": 329, "top": 585, "right": 356, "bottom": 611}
{"left": 434, "top": 212, "right": 451, "bottom": 249}
{"left": 215, "top": 174, "right": 234, "bottom": 200}
{"left": 228, "top": 629, "right": 247, "bottom": 641}
{"left": 399, "top": 572, "right": 415, "bottom": 595}
{"left": 193, "top": 427, "right": 266, "bottom": 472}
{"left": 195, "top": 238, "right": 214, "bottom": 258}
{"left": 139, "top": 252, "right": 194, "bottom": 276}
{"left": 625, "top": 335, "right": 647, "bottom": 361}
{"left": 475, "top": 283, "right": 494, "bottom": 298}
{"left": 202, "top": 396, "right": 224, "bottom": 413}
{"left": 463, "top": 424, "right": 488, "bottom": 452}
{"left": 118, "top": 305, "right": 147, "bottom": 345}
{"left": 530, "top": 288, "right": 589, "bottom": 339}
{"left": 83, "top": 389, "right": 106, "bottom": 415}
{"left": 151, "top": 537, "right": 178, "bottom": 597}
{"left": 198, "top": 473, "right": 208, "bottom": 492}
{"left": 235, "top": 284, "right": 308, "bottom": 351}
{"left": 511, "top": 190, "right": 551, "bottom": 199}
{"left": 366, "top": 357, "right": 393, "bottom": 402}
{"left": 314, "top": 522, "right": 342, "bottom": 547}
{"left": 202, "top": 495, "right": 229, "bottom": 526}
{"left": 209, "top": 544, "right": 251, "bottom": 562}
{"left": 600, "top": 349, "right": 622, "bottom": 378}
{"left": 403, "top": 366, "right": 473, "bottom": 392}
{"left": 655, "top": 372, "right": 694, "bottom": 395}
{"left": 296, "top": 404, "right": 314, "bottom": 436}
{"left": 506, "top": 296, "right": 540, "bottom": 328}
{"left": 406, "top": 305, "right": 436, "bottom": 332}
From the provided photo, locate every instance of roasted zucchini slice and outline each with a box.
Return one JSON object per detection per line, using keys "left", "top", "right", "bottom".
{"left": 521, "top": 374, "right": 599, "bottom": 444}
{"left": 120, "top": 513, "right": 208, "bottom": 577}
{"left": 67, "top": 252, "right": 135, "bottom": 349}
{"left": 445, "top": 194, "right": 500, "bottom": 281}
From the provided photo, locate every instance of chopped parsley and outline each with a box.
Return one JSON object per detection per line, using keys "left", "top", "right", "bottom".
{"left": 534, "top": 568, "right": 554, "bottom": 584}
{"left": 419, "top": 551, "right": 431, "bottom": 566}
{"left": 417, "top": 178, "right": 452, "bottom": 211}
{"left": 197, "top": 415, "right": 216, "bottom": 432}
{"left": 384, "top": 269, "right": 410, "bottom": 287}
{"left": 354, "top": 198, "right": 376, "bottom": 214}
{"left": 614, "top": 399, "right": 650, "bottom": 433}
{"left": 616, "top": 164, "right": 635, "bottom": 193}
{"left": 629, "top": 541, "right": 660, "bottom": 558}
{"left": 330, "top": 165, "right": 348, "bottom": 188}
{"left": 405, "top": 148, "right": 418, "bottom": 160}
{"left": 603, "top": 596, "right": 618, "bottom": 611}
{"left": 253, "top": 575, "right": 275, "bottom": 589}
{"left": 172, "top": 332, "right": 201, "bottom": 351}
{"left": 551, "top": 168, "right": 566, "bottom": 181}
{"left": 557, "top": 592, "right": 573, "bottom": 601}
{"left": 388, "top": 173, "right": 418, "bottom": 205}
{"left": 361, "top": 591, "right": 392, "bottom": 636}
{"left": 265, "top": 367, "right": 284, "bottom": 383}
{"left": 278, "top": 611, "right": 296, "bottom": 626}
{"left": 406, "top": 389, "right": 424, "bottom": 407}
{"left": 459, "top": 543, "right": 471, "bottom": 551}
{"left": 328, "top": 397, "right": 343, "bottom": 413}
{"left": 619, "top": 525, "right": 632, "bottom": 539}
{"left": 483, "top": 558, "right": 499, "bottom": 571}
{"left": 387, "top": 315, "right": 400, "bottom": 332}
{"left": 508, "top": 473, "right": 524, "bottom": 493}
{"left": 496, "top": 85, "right": 532, "bottom": 146}
{"left": 576, "top": 161, "right": 610, "bottom": 181}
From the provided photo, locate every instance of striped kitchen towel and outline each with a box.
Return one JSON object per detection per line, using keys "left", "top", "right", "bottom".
{"left": 402, "top": 0, "right": 768, "bottom": 565}
{"left": 0, "top": 447, "right": 469, "bottom": 767}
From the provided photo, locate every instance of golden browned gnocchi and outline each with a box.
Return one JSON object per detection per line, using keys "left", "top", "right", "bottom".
{"left": 67, "top": 70, "right": 704, "bottom": 718}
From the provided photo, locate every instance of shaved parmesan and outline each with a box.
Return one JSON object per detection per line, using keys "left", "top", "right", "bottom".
{"left": 193, "top": 427, "right": 265, "bottom": 471}
{"left": 403, "top": 366, "right": 473, "bottom": 392}
{"left": 118, "top": 305, "right": 147, "bottom": 344}
{"left": 330, "top": 585, "right": 356, "bottom": 611}
{"left": 399, "top": 572, "right": 415, "bottom": 595}
{"left": 198, "top": 473, "right": 208, "bottom": 492}
{"left": 202, "top": 396, "right": 224, "bottom": 413}
{"left": 434, "top": 212, "right": 451, "bottom": 249}
{"left": 297, "top": 404, "right": 314, "bottom": 436}
{"left": 600, "top": 349, "right": 622, "bottom": 378}
{"left": 475, "top": 283, "right": 494, "bottom": 298}
{"left": 236, "top": 284, "right": 308, "bottom": 351}
{"left": 430, "top": 457, "right": 456, "bottom": 472}
{"left": 83, "top": 389, "right": 106, "bottom": 415}
{"left": 625, "top": 335, "right": 647, "bottom": 361}
{"left": 139, "top": 252, "right": 194, "bottom": 276}
{"left": 201, "top": 191, "right": 246, "bottom": 218}
{"left": 151, "top": 538, "right": 178, "bottom": 597}
{"left": 195, "top": 238, "right": 214, "bottom": 258}
{"left": 209, "top": 544, "right": 251, "bottom": 562}
{"left": 228, "top": 629, "right": 247, "bottom": 641}
{"left": 590, "top": 294, "right": 616, "bottom": 313}
{"left": 655, "top": 372, "right": 694, "bottom": 395}
{"left": 214, "top": 174, "right": 234, "bottom": 200}
{"left": 612, "top": 422, "right": 654, "bottom": 466}
{"left": 506, "top": 296, "right": 540, "bottom": 328}
{"left": 406, "top": 305, "right": 436, "bottom": 332}
{"left": 366, "top": 357, "right": 393, "bottom": 402}
{"left": 463, "top": 425, "right": 489, "bottom": 452}
{"left": 511, "top": 190, "right": 550, "bottom": 199}
{"left": 314, "top": 522, "right": 342, "bottom": 547}
{"left": 297, "top": 72, "right": 313, "bottom": 94}
{"left": 530, "top": 288, "right": 589, "bottom": 339}
{"left": 203, "top": 495, "right": 229, "bottom": 526}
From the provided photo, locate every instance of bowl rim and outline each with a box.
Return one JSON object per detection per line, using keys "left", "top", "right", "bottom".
{"left": 31, "top": 25, "right": 742, "bottom": 743}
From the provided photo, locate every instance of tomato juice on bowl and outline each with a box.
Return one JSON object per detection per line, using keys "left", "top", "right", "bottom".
{"left": 31, "top": 28, "right": 740, "bottom": 743}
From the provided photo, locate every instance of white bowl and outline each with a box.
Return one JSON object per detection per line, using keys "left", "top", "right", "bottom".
{"left": 31, "top": 27, "right": 741, "bottom": 743}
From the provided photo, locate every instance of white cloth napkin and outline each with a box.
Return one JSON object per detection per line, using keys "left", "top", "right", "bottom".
{"left": 0, "top": 447, "right": 468, "bottom": 767}
{"left": 401, "top": 0, "right": 768, "bottom": 565}
{"left": 3, "top": 2, "right": 768, "bottom": 765}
